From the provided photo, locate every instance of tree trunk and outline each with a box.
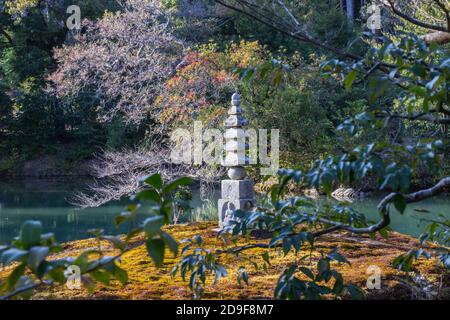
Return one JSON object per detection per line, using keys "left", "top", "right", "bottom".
{"left": 346, "top": 0, "right": 354, "bottom": 23}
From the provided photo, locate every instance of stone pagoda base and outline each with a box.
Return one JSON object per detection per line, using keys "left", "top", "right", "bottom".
{"left": 218, "top": 179, "right": 256, "bottom": 229}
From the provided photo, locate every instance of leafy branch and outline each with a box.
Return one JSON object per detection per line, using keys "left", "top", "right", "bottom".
{"left": 0, "top": 174, "right": 193, "bottom": 300}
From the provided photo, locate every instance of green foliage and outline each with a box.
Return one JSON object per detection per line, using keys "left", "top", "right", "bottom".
{"left": 1, "top": 0, "right": 449, "bottom": 302}
{"left": 394, "top": 216, "right": 450, "bottom": 272}
{"left": 237, "top": 53, "right": 369, "bottom": 168}
{"left": 169, "top": 162, "right": 375, "bottom": 299}
{"left": 0, "top": 0, "right": 123, "bottom": 162}
{"left": 241, "top": 84, "right": 334, "bottom": 157}
{"left": 1, "top": 165, "right": 448, "bottom": 300}
{"left": 0, "top": 173, "right": 193, "bottom": 300}
{"left": 171, "top": 235, "right": 228, "bottom": 299}
{"left": 321, "top": 30, "right": 449, "bottom": 180}
{"left": 225, "top": 0, "right": 357, "bottom": 55}
{"left": 329, "top": 34, "right": 449, "bottom": 110}
{"left": 274, "top": 251, "right": 363, "bottom": 300}
{"left": 174, "top": 185, "right": 193, "bottom": 202}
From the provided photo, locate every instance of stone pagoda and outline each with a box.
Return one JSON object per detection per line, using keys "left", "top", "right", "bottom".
{"left": 218, "top": 93, "right": 256, "bottom": 229}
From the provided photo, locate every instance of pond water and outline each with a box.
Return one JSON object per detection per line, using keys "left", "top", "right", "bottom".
{"left": 0, "top": 178, "right": 449, "bottom": 244}
{"left": 0, "top": 178, "right": 219, "bottom": 244}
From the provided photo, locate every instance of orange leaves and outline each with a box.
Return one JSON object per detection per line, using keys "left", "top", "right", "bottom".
{"left": 213, "top": 70, "right": 232, "bottom": 85}
{"left": 155, "top": 40, "right": 269, "bottom": 128}
{"left": 228, "top": 40, "right": 267, "bottom": 69}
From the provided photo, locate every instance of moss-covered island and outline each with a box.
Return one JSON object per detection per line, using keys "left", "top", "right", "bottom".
{"left": 13, "top": 222, "right": 445, "bottom": 300}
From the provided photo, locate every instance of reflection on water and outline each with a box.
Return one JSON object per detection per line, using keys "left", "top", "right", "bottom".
{"left": 0, "top": 178, "right": 449, "bottom": 243}
{"left": 0, "top": 178, "right": 218, "bottom": 244}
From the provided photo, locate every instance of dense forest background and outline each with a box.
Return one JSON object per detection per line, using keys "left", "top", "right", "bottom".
{"left": 0, "top": 0, "right": 449, "bottom": 301}
{"left": 0, "top": 0, "right": 448, "bottom": 196}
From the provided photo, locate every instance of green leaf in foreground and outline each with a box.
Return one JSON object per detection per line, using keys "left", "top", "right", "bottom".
{"left": 142, "top": 173, "right": 163, "bottom": 190}
{"left": 160, "top": 232, "right": 178, "bottom": 257}
{"left": 345, "top": 70, "right": 357, "bottom": 92}
{"left": 28, "top": 246, "right": 49, "bottom": 270}
{"left": 20, "top": 220, "right": 43, "bottom": 248}
{"left": 392, "top": 193, "right": 407, "bottom": 214}
{"left": 1, "top": 248, "right": 28, "bottom": 266}
{"left": 146, "top": 238, "right": 165, "bottom": 267}
{"left": 143, "top": 216, "right": 164, "bottom": 237}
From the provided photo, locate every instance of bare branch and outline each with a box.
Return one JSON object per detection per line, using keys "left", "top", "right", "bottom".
{"left": 70, "top": 142, "right": 224, "bottom": 208}
{"left": 215, "top": 225, "right": 344, "bottom": 255}
{"left": 378, "top": 177, "right": 450, "bottom": 210}
{"left": 48, "top": 0, "right": 184, "bottom": 125}
{"left": 216, "top": 177, "right": 450, "bottom": 257}
{"left": 214, "top": 0, "right": 363, "bottom": 61}
{"left": 316, "top": 214, "right": 391, "bottom": 235}
{"left": 432, "top": 0, "right": 450, "bottom": 31}
{"left": 385, "top": 0, "right": 448, "bottom": 32}
{"left": 422, "top": 31, "right": 450, "bottom": 45}
{"left": 376, "top": 109, "right": 450, "bottom": 124}
{"left": 0, "top": 29, "right": 13, "bottom": 45}
{"left": 214, "top": 177, "right": 450, "bottom": 257}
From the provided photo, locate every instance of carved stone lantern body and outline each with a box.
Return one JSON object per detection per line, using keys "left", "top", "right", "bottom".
{"left": 218, "top": 93, "right": 256, "bottom": 229}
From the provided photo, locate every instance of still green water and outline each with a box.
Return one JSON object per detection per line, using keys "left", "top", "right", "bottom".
{"left": 0, "top": 179, "right": 449, "bottom": 243}
{"left": 0, "top": 178, "right": 215, "bottom": 244}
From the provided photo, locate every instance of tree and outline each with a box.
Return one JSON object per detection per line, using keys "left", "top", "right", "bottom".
{"left": 49, "top": 0, "right": 183, "bottom": 126}
{"left": 346, "top": 0, "right": 355, "bottom": 23}
{"left": 0, "top": 0, "right": 122, "bottom": 157}
{"left": 171, "top": 0, "right": 450, "bottom": 297}
{"left": 0, "top": 174, "right": 194, "bottom": 300}
{"left": 1, "top": 0, "right": 449, "bottom": 300}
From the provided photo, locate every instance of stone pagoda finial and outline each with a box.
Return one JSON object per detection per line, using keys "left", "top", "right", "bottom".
{"left": 218, "top": 93, "right": 256, "bottom": 229}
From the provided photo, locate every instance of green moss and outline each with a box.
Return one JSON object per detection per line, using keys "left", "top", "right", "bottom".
{"left": 3, "top": 222, "right": 448, "bottom": 300}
